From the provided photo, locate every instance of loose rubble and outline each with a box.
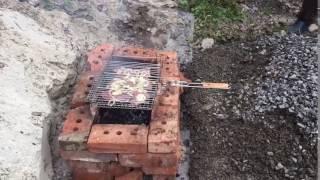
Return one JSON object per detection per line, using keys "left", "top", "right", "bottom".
{"left": 251, "top": 34, "right": 317, "bottom": 135}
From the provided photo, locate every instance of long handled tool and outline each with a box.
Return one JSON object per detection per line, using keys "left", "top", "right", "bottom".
{"left": 167, "top": 80, "right": 229, "bottom": 89}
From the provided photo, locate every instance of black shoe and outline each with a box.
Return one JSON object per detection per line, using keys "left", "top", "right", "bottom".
{"left": 288, "top": 20, "right": 309, "bottom": 34}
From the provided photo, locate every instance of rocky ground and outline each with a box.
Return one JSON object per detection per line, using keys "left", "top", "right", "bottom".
{"left": 183, "top": 33, "right": 317, "bottom": 180}
{"left": 181, "top": 1, "right": 318, "bottom": 179}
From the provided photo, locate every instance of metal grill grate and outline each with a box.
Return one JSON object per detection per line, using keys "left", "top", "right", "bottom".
{"left": 88, "top": 56, "right": 161, "bottom": 110}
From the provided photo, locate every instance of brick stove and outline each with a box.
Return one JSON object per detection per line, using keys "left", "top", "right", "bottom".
{"left": 58, "top": 44, "right": 184, "bottom": 180}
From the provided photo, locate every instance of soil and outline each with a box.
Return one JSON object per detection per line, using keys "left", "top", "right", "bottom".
{"left": 182, "top": 42, "right": 317, "bottom": 180}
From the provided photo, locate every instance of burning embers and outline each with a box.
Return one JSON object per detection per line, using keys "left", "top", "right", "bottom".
{"left": 59, "top": 45, "right": 182, "bottom": 180}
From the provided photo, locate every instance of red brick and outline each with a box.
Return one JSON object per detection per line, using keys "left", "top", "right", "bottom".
{"left": 87, "top": 44, "right": 114, "bottom": 72}
{"left": 60, "top": 150, "right": 117, "bottom": 162}
{"left": 159, "top": 52, "right": 180, "bottom": 78}
{"left": 68, "top": 160, "right": 106, "bottom": 173}
{"left": 119, "top": 153, "right": 178, "bottom": 168}
{"left": 152, "top": 175, "right": 176, "bottom": 180}
{"left": 87, "top": 124, "right": 148, "bottom": 153}
{"left": 143, "top": 166, "right": 178, "bottom": 175}
{"left": 72, "top": 168, "right": 113, "bottom": 180}
{"left": 157, "top": 86, "right": 180, "bottom": 106}
{"left": 106, "top": 162, "right": 132, "bottom": 177}
{"left": 68, "top": 161, "right": 131, "bottom": 179}
{"left": 119, "top": 148, "right": 182, "bottom": 176}
{"left": 115, "top": 170, "right": 143, "bottom": 180}
{"left": 113, "top": 47, "right": 158, "bottom": 62}
{"left": 161, "top": 61, "right": 180, "bottom": 78}
{"left": 151, "top": 104, "right": 180, "bottom": 122}
{"left": 59, "top": 105, "right": 93, "bottom": 151}
{"left": 148, "top": 104, "right": 180, "bottom": 153}
{"left": 71, "top": 72, "right": 96, "bottom": 108}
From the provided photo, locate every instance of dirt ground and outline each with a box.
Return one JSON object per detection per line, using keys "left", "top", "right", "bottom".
{"left": 182, "top": 41, "right": 317, "bottom": 180}
{"left": 180, "top": 0, "right": 317, "bottom": 179}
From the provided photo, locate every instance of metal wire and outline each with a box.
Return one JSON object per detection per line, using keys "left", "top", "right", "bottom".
{"left": 88, "top": 56, "right": 160, "bottom": 110}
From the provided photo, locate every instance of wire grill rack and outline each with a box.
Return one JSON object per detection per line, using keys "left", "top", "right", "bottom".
{"left": 88, "top": 56, "right": 161, "bottom": 110}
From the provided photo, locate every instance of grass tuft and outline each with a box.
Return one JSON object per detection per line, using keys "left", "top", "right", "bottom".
{"left": 179, "top": 0, "right": 245, "bottom": 41}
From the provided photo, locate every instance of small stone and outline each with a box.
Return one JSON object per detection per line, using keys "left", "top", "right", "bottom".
{"left": 278, "top": 17, "right": 288, "bottom": 25}
{"left": 280, "top": 30, "right": 287, "bottom": 36}
{"left": 289, "top": 74, "right": 297, "bottom": 79}
{"left": 267, "top": 152, "right": 274, "bottom": 156}
{"left": 201, "top": 38, "right": 215, "bottom": 50}
{"left": 291, "top": 157, "right": 297, "bottom": 163}
{"left": 0, "top": 62, "right": 6, "bottom": 69}
{"left": 31, "top": 112, "right": 42, "bottom": 116}
{"left": 202, "top": 104, "right": 213, "bottom": 111}
{"left": 259, "top": 49, "right": 267, "bottom": 55}
{"left": 241, "top": 4, "right": 250, "bottom": 11}
{"left": 216, "top": 114, "right": 226, "bottom": 119}
{"left": 297, "top": 123, "right": 305, "bottom": 128}
{"left": 27, "top": 0, "right": 40, "bottom": 6}
{"left": 275, "top": 162, "right": 284, "bottom": 170}
{"left": 308, "top": 24, "right": 318, "bottom": 32}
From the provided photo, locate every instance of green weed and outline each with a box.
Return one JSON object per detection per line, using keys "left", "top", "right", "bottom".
{"left": 179, "top": 0, "right": 246, "bottom": 41}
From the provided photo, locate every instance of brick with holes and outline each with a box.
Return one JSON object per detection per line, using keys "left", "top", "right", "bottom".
{"left": 148, "top": 104, "right": 180, "bottom": 153}
{"left": 87, "top": 44, "right": 114, "bottom": 72}
{"left": 71, "top": 72, "right": 97, "bottom": 108}
{"left": 112, "top": 46, "right": 157, "bottom": 62}
{"left": 59, "top": 105, "right": 93, "bottom": 151}
{"left": 159, "top": 52, "right": 180, "bottom": 78}
{"left": 87, "top": 124, "right": 148, "bottom": 153}
{"left": 157, "top": 86, "right": 180, "bottom": 107}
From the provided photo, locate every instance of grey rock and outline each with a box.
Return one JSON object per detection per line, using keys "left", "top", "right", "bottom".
{"left": 202, "top": 104, "right": 214, "bottom": 111}
{"left": 27, "top": 0, "right": 40, "bottom": 6}
{"left": 201, "top": 38, "right": 215, "bottom": 50}
{"left": 291, "top": 157, "right": 297, "bottom": 163}
{"left": 275, "top": 162, "right": 284, "bottom": 170}
{"left": 267, "top": 152, "right": 274, "bottom": 156}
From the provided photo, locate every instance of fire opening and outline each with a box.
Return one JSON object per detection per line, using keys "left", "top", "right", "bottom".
{"left": 94, "top": 108, "right": 152, "bottom": 125}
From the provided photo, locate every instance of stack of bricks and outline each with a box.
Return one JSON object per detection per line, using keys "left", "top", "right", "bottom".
{"left": 58, "top": 44, "right": 182, "bottom": 180}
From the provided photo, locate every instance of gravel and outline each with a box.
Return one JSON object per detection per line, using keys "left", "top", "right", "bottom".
{"left": 251, "top": 34, "right": 318, "bottom": 135}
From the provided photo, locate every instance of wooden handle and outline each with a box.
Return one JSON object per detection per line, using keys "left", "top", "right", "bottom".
{"left": 201, "top": 83, "right": 230, "bottom": 89}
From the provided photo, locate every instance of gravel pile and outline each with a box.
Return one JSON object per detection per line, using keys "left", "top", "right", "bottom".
{"left": 251, "top": 34, "right": 318, "bottom": 134}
